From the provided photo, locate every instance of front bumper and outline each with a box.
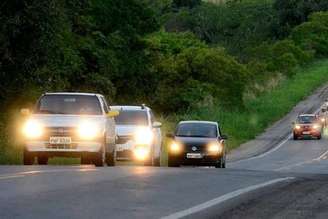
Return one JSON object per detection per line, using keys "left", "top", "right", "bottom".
{"left": 293, "top": 129, "right": 321, "bottom": 137}
{"left": 169, "top": 152, "right": 222, "bottom": 165}
{"left": 25, "top": 141, "right": 102, "bottom": 153}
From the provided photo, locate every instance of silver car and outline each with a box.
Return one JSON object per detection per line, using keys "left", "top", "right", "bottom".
{"left": 21, "top": 92, "right": 118, "bottom": 166}
{"left": 112, "top": 105, "right": 162, "bottom": 166}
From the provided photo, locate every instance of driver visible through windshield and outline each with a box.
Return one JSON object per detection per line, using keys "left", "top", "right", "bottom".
{"left": 176, "top": 123, "right": 217, "bottom": 138}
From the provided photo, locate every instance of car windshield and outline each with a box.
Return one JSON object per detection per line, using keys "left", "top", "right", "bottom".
{"left": 35, "top": 95, "right": 102, "bottom": 115}
{"left": 114, "top": 110, "right": 148, "bottom": 126}
{"left": 297, "top": 115, "right": 316, "bottom": 124}
{"left": 176, "top": 123, "right": 217, "bottom": 138}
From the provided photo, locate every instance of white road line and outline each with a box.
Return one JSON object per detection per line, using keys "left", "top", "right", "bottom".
{"left": 231, "top": 134, "right": 292, "bottom": 165}
{"left": 161, "top": 177, "right": 295, "bottom": 219}
{"left": 0, "top": 168, "right": 98, "bottom": 181}
{"left": 276, "top": 148, "right": 328, "bottom": 171}
{"left": 231, "top": 107, "right": 323, "bottom": 165}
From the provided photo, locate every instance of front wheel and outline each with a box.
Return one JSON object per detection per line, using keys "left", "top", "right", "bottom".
{"left": 37, "top": 155, "right": 48, "bottom": 165}
{"left": 23, "top": 150, "right": 34, "bottom": 165}
{"left": 105, "top": 151, "right": 116, "bottom": 166}
{"left": 168, "top": 155, "right": 180, "bottom": 167}
{"left": 93, "top": 149, "right": 105, "bottom": 167}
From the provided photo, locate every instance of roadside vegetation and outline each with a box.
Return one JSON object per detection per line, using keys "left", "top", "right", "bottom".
{"left": 1, "top": 0, "right": 328, "bottom": 164}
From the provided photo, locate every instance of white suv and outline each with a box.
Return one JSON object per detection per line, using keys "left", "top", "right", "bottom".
{"left": 111, "top": 105, "right": 162, "bottom": 166}
{"left": 21, "top": 92, "right": 118, "bottom": 166}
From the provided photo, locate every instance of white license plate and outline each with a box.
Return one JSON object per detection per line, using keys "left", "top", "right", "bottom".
{"left": 116, "top": 142, "right": 133, "bottom": 152}
{"left": 302, "top": 131, "right": 311, "bottom": 135}
{"left": 49, "top": 137, "right": 72, "bottom": 145}
{"left": 186, "top": 153, "right": 203, "bottom": 159}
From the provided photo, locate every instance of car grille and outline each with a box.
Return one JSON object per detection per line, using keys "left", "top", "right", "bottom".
{"left": 41, "top": 127, "right": 77, "bottom": 141}
{"left": 116, "top": 135, "right": 133, "bottom": 144}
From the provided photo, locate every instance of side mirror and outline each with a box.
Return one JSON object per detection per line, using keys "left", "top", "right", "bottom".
{"left": 107, "top": 110, "right": 119, "bottom": 118}
{"left": 20, "top": 108, "right": 31, "bottom": 116}
{"left": 166, "top": 133, "right": 174, "bottom": 138}
{"left": 221, "top": 135, "right": 228, "bottom": 140}
{"left": 153, "top": 121, "right": 162, "bottom": 128}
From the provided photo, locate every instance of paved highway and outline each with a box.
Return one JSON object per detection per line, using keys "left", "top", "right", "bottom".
{"left": 1, "top": 85, "right": 328, "bottom": 219}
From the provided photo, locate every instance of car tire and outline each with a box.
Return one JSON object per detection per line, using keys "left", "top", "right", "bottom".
{"left": 93, "top": 148, "right": 105, "bottom": 167}
{"left": 153, "top": 157, "right": 161, "bottom": 167}
{"left": 318, "top": 134, "right": 322, "bottom": 140}
{"left": 168, "top": 155, "right": 180, "bottom": 167}
{"left": 37, "top": 155, "right": 48, "bottom": 165}
{"left": 215, "top": 156, "right": 225, "bottom": 168}
{"left": 293, "top": 134, "right": 298, "bottom": 140}
{"left": 23, "top": 150, "right": 34, "bottom": 165}
{"left": 81, "top": 154, "right": 92, "bottom": 165}
{"left": 105, "top": 151, "right": 116, "bottom": 166}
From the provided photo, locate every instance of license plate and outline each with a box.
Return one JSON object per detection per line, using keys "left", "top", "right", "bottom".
{"left": 49, "top": 137, "right": 71, "bottom": 145}
{"left": 302, "top": 131, "right": 311, "bottom": 135}
{"left": 116, "top": 142, "right": 133, "bottom": 152}
{"left": 186, "top": 153, "right": 203, "bottom": 159}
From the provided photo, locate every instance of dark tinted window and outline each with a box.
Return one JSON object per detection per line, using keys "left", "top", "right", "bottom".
{"left": 35, "top": 95, "right": 102, "bottom": 115}
{"left": 115, "top": 110, "right": 148, "bottom": 125}
{"left": 297, "top": 115, "right": 316, "bottom": 124}
{"left": 176, "top": 123, "right": 217, "bottom": 138}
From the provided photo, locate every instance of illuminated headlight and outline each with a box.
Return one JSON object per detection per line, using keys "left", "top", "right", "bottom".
{"left": 208, "top": 142, "right": 223, "bottom": 154}
{"left": 78, "top": 122, "right": 101, "bottom": 140}
{"left": 321, "top": 118, "right": 325, "bottom": 122}
{"left": 134, "top": 146, "right": 149, "bottom": 160}
{"left": 170, "top": 141, "right": 181, "bottom": 153}
{"left": 295, "top": 125, "right": 301, "bottom": 130}
{"left": 313, "top": 124, "right": 320, "bottom": 129}
{"left": 22, "top": 120, "right": 43, "bottom": 139}
{"left": 134, "top": 127, "right": 153, "bottom": 145}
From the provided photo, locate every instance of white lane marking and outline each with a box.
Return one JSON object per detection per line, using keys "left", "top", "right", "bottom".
{"left": 231, "top": 107, "right": 323, "bottom": 165}
{"left": 276, "top": 149, "right": 328, "bottom": 171}
{"left": 161, "top": 177, "right": 295, "bottom": 219}
{"left": 0, "top": 168, "right": 98, "bottom": 181}
{"left": 231, "top": 134, "right": 292, "bottom": 165}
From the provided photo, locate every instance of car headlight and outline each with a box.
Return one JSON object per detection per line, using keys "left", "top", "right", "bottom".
{"left": 295, "top": 125, "right": 301, "bottom": 130}
{"left": 208, "top": 142, "right": 223, "bottom": 154}
{"left": 321, "top": 118, "right": 325, "bottom": 122}
{"left": 134, "top": 145, "right": 150, "bottom": 160}
{"left": 170, "top": 141, "right": 181, "bottom": 153}
{"left": 78, "top": 122, "right": 101, "bottom": 140}
{"left": 313, "top": 124, "right": 320, "bottom": 129}
{"left": 22, "top": 120, "right": 43, "bottom": 139}
{"left": 134, "top": 127, "right": 153, "bottom": 145}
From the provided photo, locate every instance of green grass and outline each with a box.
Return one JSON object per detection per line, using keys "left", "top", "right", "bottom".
{"left": 161, "top": 59, "right": 328, "bottom": 164}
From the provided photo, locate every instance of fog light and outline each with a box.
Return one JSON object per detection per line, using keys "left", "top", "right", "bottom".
{"left": 208, "top": 143, "right": 222, "bottom": 154}
{"left": 134, "top": 146, "right": 149, "bottom": 160}
{"left": 170, "top": 142, "right": 181, "bottom": 153}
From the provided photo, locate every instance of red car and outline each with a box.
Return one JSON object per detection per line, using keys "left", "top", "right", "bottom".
{"left": 293, "top": 114, "right": 322, "bottom": 140}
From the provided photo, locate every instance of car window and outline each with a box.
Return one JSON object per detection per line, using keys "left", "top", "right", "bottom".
{"left": 149, "top": 110, "right": 155, "bottom": 124}
{"left": 35, "top": 95, "right": 102, "bottom": 115}
{"left": 114, "top": 110, "right": 148, "bottom": 126}
{"left": 297, "top": 116, "right": 316, "bottom": 124}
{"left": 176, "top": 123, "right": 217, "bottom": 138}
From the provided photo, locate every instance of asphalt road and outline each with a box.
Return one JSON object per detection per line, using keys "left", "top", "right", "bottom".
{"left": 2, "top": 85, "right": 328, "bottom": 219}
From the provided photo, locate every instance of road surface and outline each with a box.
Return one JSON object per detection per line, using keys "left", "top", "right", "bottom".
{"left": 1, "top": 84, "right": 328, "bottom": 219}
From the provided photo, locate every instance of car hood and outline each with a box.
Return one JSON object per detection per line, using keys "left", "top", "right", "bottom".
{"left": 29, "top": 114, "right": 106, "bottom": 128}
{"left": 175, "top": 136, "right": 218, "bottom": 146}
{"left": 116, "top": 125, "right": 148, "bottom": 136}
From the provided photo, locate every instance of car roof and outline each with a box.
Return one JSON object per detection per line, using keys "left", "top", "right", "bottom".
{"left": 111, "top": 105, "right": 150, "bottom": 111}
{"left": 44, "top": 92, "right": 102, "bottom": 96}
{"left": 298, "top": 114, "right": 316, "bottom": 117}
{"left": 178, "top": 120, "right": 218, "bottom": 125}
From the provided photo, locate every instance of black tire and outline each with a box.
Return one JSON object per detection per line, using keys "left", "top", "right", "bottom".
{"left": 168, "top": 155, "right": 180, "bottom": 167}
{"left": 318, "top": 134, "right": 322, "bottom": 140}
{"left": 37, "top": 155, "right": 48, "bottom": 165}
{"left": 81, "top": 154, "right": 92, "bottom": 165}
{"left": 23, "top": 150, "right": 34, "bottom": 165}
{"left": 105, "top": 151, "right": 116, "bottom": 166}
{"left": 93, "top": 147, "right": 105, "bottom": 167}
{"left": 153, "top": 157, "right": 161, "bottom": 167}
{"left": 293, "top": 134, "right": 298, "bottom": 140}
{"left": 215, "top": 156, "right": 225, "bottom": 168}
